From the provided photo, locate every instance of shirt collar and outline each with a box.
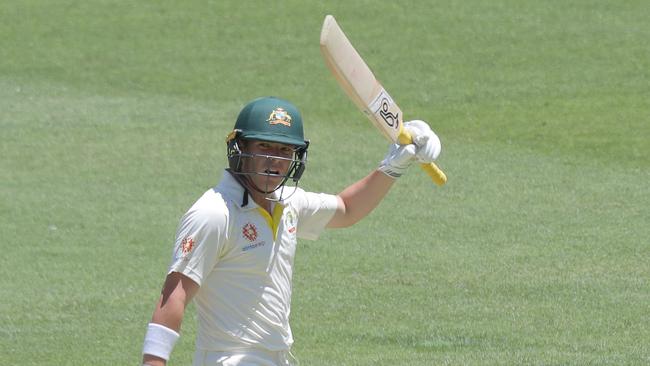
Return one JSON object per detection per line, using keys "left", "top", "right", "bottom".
{"left": 217, "top": 170, "right": 284, "bottom": 210}
{"left": 216, "top": 170, "right": 251, "bottom": 209}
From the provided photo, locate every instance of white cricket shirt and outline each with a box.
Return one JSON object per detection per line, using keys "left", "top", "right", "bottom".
{"left": 168, "top": 171, "right": 338, "bottom": 352}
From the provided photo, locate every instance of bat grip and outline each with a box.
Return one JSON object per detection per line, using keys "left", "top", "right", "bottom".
{"left": 420, "top": 163, "right": 447, "bottom": 186}
{"left": 397, "top": 128, "right": 447, "bottom": 186}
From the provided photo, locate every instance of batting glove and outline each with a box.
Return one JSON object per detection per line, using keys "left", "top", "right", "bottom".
{"left": 377, "top": 120, "right": 441, "bottom": 178}
{"left": 378, "top": 143, "right": 417, "bottom": 178}
{"left": 404, "top": 120, "right": 442, "bottom": 163}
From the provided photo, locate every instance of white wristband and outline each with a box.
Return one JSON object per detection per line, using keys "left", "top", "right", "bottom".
{"left": 142, "top": 323, "right": 180, "bottom": 361}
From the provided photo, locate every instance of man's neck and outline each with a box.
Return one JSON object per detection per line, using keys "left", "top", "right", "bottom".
{"left": 249, "top": 191, "right": 273, "bottom": 214}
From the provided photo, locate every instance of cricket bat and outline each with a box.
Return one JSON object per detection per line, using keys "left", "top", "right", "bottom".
{"left": 319, "top": 15, "right": 447, "bottom": 186}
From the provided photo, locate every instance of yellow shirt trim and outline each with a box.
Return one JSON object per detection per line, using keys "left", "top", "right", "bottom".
{"left": 256, "top": 204, "right": 285, "bottom": 240}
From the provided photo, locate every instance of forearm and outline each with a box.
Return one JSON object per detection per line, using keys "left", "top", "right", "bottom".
{"left": 328, "top": 170, "right": 395, "bottom": 228}
{"left": 142, "top": 296, "right": 185, "bottom": 366}
{"left": 142, "top": 273, "right": 197, "bottom": 366}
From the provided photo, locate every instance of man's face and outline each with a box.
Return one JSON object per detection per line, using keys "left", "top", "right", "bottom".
{"left": 239, "top": 139, "right": 296, "bottom": 191}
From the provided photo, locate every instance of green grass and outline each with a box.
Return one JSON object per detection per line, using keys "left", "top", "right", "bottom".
{"left": 1, "top": 1, "right": 648, "bottom": 365}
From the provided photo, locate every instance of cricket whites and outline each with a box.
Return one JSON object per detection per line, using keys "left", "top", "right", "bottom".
{"left": 319, "top": 15, "right": 447, "bottom": 186}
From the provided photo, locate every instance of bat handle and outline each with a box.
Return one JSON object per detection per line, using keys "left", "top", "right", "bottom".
{"left": 397, "top": 128, "right": 447, "bottom": 186}
{"left": 420, "top": 162, "right": 447, "bottom": 186}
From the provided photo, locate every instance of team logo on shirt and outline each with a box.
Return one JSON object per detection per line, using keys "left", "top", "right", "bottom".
{"left": 242, "top": 223, "right": 258, "bottom": 242}
{"left": 286, "top": 210, "right": 297, "bottom": 234}
{"left": 267, "top": 108, "right": 292, "bottom": 127}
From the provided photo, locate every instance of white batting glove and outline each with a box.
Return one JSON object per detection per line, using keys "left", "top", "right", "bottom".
{"left": 377, "top": 143, "right": 417, "bottom": 178}
{"left": 404, "top": 120, "right": 442, "bottom": 163}
{"left": 377, "top": 120, "right": 441, "bottom": 178}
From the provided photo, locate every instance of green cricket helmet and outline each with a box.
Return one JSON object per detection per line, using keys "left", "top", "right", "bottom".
{"left": 232, "top": 96, "right": 308, "bottom": 147}
{"left": 226, "top": 97, "right": 309, "bottom": 195}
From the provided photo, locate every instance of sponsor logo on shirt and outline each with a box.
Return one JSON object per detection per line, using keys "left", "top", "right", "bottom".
{"left": 242, "top": 222, "right": 258, "bottom": 242}
{"left": 242, "top": 241, "right": 266, "bottom": 252}
{"left": 177, "top": 236, "right": 195, "bottom": 260}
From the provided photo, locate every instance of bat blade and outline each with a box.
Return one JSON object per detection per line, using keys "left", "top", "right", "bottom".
{"left": 319, "top": 15, "right": 401, "bottom": 142}
{"left": 319, "top": 15, "right": 447, "bottom": 186}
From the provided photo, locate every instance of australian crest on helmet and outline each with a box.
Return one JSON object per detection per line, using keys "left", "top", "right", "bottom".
{"left": 267, "top": 108, "right": 292, "bottom": 127}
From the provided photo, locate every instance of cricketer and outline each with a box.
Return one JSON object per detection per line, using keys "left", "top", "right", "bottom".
{"left": 141, "top": 96, "right": 441, "bottom": 366}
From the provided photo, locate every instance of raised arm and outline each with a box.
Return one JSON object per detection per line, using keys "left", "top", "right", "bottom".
{"left": 327, "top": 170, "right": 395, "bottom": 228}
{"left": 327, "top": 120, "right": 442, "bottom": 229}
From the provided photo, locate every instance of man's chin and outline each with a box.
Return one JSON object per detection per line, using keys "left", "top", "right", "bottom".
{"left": 251, "top": 177, "right": 284, "bottom": 193}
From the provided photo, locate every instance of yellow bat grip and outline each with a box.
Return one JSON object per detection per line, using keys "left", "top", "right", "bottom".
{"left": 397, "top": 128, "right": 447, "bottom": 186}
{"left": 420, "top": 162, "right": 447, "bottom": 186}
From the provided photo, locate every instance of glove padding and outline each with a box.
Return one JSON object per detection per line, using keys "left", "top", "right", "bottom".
{"left": 405, "top": 120, "right": 441, "bottom": 163}
{"left": 377, "top": 120, "right": 441, "bottom": 178}
{"left": 377, "top": 143, "right": 417, "bottom": 178}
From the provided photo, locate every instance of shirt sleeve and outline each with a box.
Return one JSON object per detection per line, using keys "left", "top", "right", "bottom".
{"left": 167, "top": 199, "right": 228, "bottom": 286}
{"left": 294, "top": 190, "right": 339, "bottom": 241}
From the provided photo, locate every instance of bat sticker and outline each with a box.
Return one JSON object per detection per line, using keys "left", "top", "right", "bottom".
{"left": 370, "top": 89, "right": 400, "bottom": 130}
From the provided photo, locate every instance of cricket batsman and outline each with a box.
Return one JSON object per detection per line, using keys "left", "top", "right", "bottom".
{"left": 141, "top": 96, "right": 441, "bottom": 366}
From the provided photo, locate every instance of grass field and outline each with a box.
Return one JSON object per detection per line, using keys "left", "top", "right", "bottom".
{"left": 1, "top": 1, "right": 648, "bottom": 365}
